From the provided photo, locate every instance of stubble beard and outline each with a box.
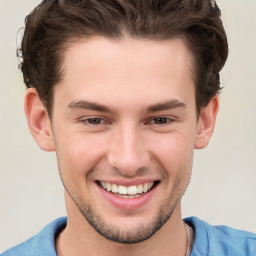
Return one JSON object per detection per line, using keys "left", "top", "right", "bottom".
{"left": 56, "top": 145, "right": 192, "bottom": 245}
{"left": 77, "top": 196, "right": 176, "bottom": 244}
{"left": 63, "top": 174, "right": 190, "bottom": 244}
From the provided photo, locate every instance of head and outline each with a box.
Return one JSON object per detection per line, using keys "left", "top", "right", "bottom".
{"left": 21, "top": 0, "right": 228, "bottom": 245}
{"left": 19, "top": 0, "right": 228, "bottom": 116}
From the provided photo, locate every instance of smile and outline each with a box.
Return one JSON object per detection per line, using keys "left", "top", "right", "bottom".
{"left": 98, "top": 181, "right": 155, "bottom": 198}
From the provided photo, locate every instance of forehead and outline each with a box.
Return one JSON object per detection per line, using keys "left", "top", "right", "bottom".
{"left": 62, "top": 37, "right": 194, "bottom": 79}
{"left": 55, "top": 37, "right": 195, "bottom": 110}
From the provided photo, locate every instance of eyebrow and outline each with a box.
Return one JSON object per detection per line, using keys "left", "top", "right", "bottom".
{"left": 67, "top": 99, "right": 186, "bottom": 113}
{"left": 146, "top": 99, "right": 186, "bottom": 113}
{"left": 68, "top": 100, "right": 114, "bottom": 113}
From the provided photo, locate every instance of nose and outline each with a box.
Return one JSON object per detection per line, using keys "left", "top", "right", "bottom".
{"left": 107, "top": 124, "right": 150, "bottom": 177}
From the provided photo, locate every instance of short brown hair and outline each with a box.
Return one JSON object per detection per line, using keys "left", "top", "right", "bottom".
{"left": 18, "top": 0, "right": 228, "bottom": 115}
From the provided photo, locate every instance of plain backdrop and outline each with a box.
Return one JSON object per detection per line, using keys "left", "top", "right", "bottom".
{"left": 0, "top": 0, "right": 256, "bottom": 253}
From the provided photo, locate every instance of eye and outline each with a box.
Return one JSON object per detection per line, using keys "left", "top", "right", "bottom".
{"left": 79, "top": 117, "right": 107, "bottom": 126}
{"left": 152, "top": 117, "right": 170, "bottom": 125}
{"left": 87, "top": 117, "right": 104, "bottom": 125}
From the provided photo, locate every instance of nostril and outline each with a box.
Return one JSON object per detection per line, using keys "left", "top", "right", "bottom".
{"left": 107, "top": 139, "right": 150, "bottom": 175}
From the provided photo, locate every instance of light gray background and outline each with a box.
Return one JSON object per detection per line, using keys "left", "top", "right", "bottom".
{"left": 0, "top": 0, "right": 256, "bottom": 253}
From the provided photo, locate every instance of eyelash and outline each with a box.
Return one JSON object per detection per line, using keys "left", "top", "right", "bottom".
{"left": 78, "top": 116, "right": 174, "bottom": 127}
{"left": 79, "top": 117, "right": 108, "bottom": 126}
{"left": 148, "top": 117, "right": 173, "bottom": 125}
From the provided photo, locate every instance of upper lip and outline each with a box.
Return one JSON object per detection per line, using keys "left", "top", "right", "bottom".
{"left": 96, "top": 178, "right": 159, "bottom": 186}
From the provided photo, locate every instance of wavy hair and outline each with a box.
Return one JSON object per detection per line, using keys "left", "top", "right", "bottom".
{"left": 18, "top": 0, "right": 228, "bottom": 115}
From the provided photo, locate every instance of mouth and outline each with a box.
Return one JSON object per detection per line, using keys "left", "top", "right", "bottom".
{"left": 97, "top": 181, "right": 159, "bottom": 199}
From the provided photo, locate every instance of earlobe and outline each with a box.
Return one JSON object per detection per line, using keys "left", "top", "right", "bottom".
{"left": 194, "top": 94, "right": 219, "bottom": 149}
{"left": 24, "top": 88, "right": 55, "bottom": 151}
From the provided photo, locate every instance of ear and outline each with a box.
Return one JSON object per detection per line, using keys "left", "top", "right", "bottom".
{"left": 194, "top": 94, "right": 219, "bottom": 149}
{"left": 24, "top": 88, "right": 55, "bottom": 151}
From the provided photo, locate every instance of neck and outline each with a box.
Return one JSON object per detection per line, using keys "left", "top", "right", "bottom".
{"left": 56, "top": 195, "right": 187, "bottom": 256}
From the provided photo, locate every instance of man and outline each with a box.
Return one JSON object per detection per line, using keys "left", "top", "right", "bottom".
{"left": 2, "top": 0, "right": 256, "bottom": 255}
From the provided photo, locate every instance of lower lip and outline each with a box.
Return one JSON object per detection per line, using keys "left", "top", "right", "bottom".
{"left": 97, "top": 183, "right": 158, "bottom": 210}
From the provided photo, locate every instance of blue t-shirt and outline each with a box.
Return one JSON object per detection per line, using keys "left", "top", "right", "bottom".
{"left": 2, "top": 217, "right": 256, "bottom": 255}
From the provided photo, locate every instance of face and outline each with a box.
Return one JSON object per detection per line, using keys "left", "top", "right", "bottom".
{"left": 49, "top": 37, "right": 201, "bottom": 243}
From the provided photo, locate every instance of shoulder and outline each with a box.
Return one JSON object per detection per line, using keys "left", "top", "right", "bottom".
{"left": 184, "top": 216, "right": 256, "bottom": 256}
{"left": 1, "top": 217, "right": 67, "bottom": 256}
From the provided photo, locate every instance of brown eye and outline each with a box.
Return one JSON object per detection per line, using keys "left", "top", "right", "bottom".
{"left": 153, "top": 117, "right": 169, "bottom": 124}
{"left": 87, "top": 118, "right": 103, "bottom": 125}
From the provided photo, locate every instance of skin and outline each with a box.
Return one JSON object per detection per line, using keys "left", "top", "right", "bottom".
{"left": 25, "top": 37, "right": 218, "bottom": 256}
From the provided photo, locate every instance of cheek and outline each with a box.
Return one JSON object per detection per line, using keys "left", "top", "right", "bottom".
{"left": 55, "top": 135, "right": 105, "bottom": 197}
{"left": 55, "top": 132, "right": 108, "bottom": 177}
{"left": 149, "top": 133, "right": 195, "bottom": 177}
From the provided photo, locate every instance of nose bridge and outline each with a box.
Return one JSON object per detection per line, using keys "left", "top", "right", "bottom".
{"left": 108, "top": 121, "right": 150, "bottom": 176}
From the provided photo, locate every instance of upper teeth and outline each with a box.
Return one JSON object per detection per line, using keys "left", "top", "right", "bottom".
{"left": 99, "top": 181, "right": 154, "bottom": 195}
